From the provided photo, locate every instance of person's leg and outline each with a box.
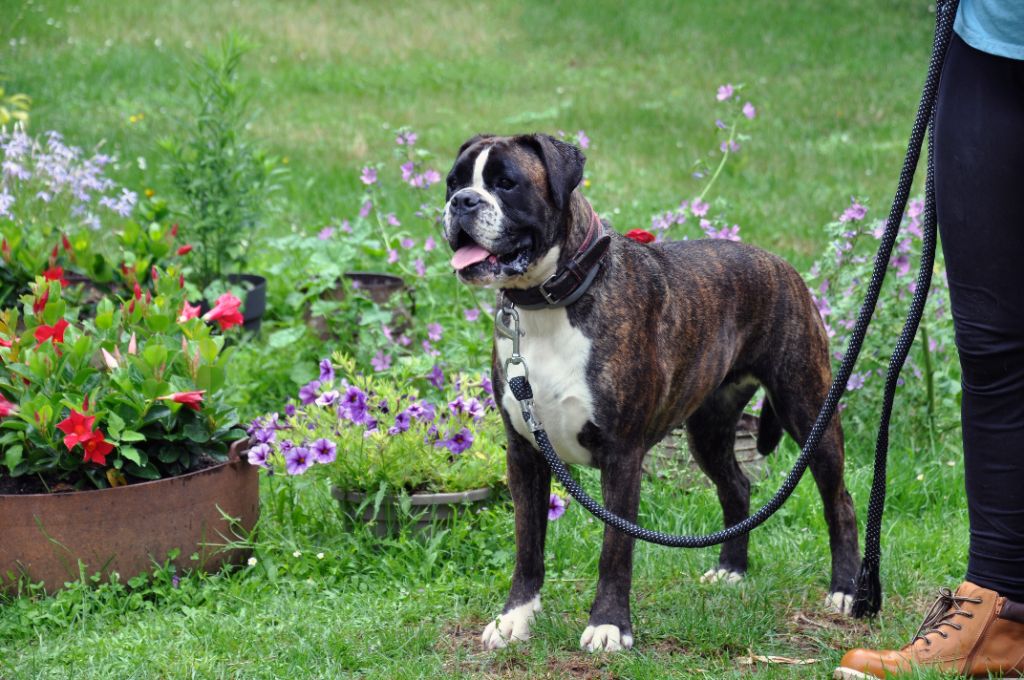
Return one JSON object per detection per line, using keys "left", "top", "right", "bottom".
{"left": 934, "top": 32, "right": 1024, "bottom": 603}
{"left": 835, "top": 33, "right": 1024, "bottom": 679}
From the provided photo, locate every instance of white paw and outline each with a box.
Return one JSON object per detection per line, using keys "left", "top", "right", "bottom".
{"left": 700, "top": 568, "right": 744, "bottom": 584}
{"left": 580, "top": 624, "right": 633, "bottom": 652}
{"left": 826, "top": 591, "right": 854, "bottom": 615}
{"left": 481, "top": 595, "right": 541, "bottom": 650}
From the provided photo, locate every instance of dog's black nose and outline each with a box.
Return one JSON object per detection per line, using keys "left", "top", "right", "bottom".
{"left": 450, "top": 190, "right": 483, "bottom": 214}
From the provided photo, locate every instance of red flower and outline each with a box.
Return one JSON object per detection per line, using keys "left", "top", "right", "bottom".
{"left": 1, "top": 238, "right": 10, "bottom": 261}
{"left": 202, "top": 293, "right": 244, "bottom": 331}
{"left": 56, "top": 409, "right": 97, "bottom": 449}
{"left": 82, "top": 432, "right": 114, "bottom": 465}
{"left": 34, "top": 319, "right": 70, "bottom": 347}
{"left": 625, "top": 229, "right": 656, "bottom": 244}
{"left": 32, "top": 287, "right": 50, "bottom": 315}
{"left": 0, "top": 336, "right": 11, "bottom": 348}
{"left": 133, "top": 281, "right": 143, "bottom": 301}
{"left": 0, "top": 394, "right": 16, "bottom": 417}
{"left": 158, "top": 390, "right": 206, "bottom": 411}
{"left": 61, "top": 233, "right": 72, "bottom": 253}
{"left": 43, "top": 265, "right": 69, "bottom": 287}
{"left": 56, "top": 408, "right": 114, "bottom": 465}
{"left": 171, "top": 223, "right": 179, "bottom": 238}
{"left": 176, "top": 244, "right": 193, "bottom": 256}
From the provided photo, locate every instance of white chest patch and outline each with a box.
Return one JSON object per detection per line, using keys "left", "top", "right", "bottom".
{"left": 498, "top": 308, "right": 595, "bottom": 466}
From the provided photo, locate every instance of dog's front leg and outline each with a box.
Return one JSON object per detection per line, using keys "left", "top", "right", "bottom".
{"left": 580, "top": 451, "right": 642, "bottom": 652}
{"left": 481, "top": 428, "right": 551, "bottom": 650}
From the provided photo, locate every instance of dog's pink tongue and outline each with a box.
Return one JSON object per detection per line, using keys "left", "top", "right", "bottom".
{"left": 451, "top": 244, "right": 492, "bottom": 270}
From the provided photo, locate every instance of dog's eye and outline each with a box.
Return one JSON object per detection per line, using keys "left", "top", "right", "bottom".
{"left": 495, "top": 176, "right": 516, "bottom": 191}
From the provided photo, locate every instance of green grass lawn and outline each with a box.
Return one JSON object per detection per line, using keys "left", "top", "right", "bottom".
{"left": 1, "top": 1, "right": 973, "bottom": 677}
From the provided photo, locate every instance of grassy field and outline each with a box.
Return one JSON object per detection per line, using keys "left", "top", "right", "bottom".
{"left": 0, "top": 1, "right": 972, "bottom": 678}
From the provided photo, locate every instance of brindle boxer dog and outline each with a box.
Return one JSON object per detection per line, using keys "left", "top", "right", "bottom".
{"left": 443, "top": 133, "right": 860, "bottom": 652}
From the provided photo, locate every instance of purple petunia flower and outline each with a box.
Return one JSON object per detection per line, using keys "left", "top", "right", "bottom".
{"left": 253, "top": 427, "right": 276, "bottom": 445}
{"left": 285, "top": 446, "right": 313, "bottom": 475}
{"left": 427, "top": 323, "right": 443, "bottom": 342}
{"left": 846, "top": 372, "right": 869, "bottom": 391}
{"left": 315, "top": 390, "right": 340, "bottom": 407}
{"left": 405, "top": 401, "right": 436, "bottom": 423}
{"left": 319, "top": 359, "right": 335, "bottom": 383}
{"left": 247, "top": 443, "right": 271, "bottom": 467}
{"left": 299, "top": 380, "right": 322, "bottom": 405}
{"left": 479, "top": 373, "right": 493, "bottom": 396}
{"left": 339, "top": 386, "right": 369, "bottom": 423}
{"left": 389, "top": 410, "right": 412, "bottom": 435}
{"left": 438, "top": 427, "right": 474, "bottom": 455}
{"left": 428, "top": 364, "right": 445, "bottom": 389}
{"left": 311, "top": 438, "right": 337, "bottom": 464}
{"left": 548, "top": 493, "right": 569, "bottom": 521}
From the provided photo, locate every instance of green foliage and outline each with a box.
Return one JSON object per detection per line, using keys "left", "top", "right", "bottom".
{"left": 0, "top": 77, "right": 30, "bottom": 126}
{"left": 160, "top": 35, "right": 285, "bottom": 290}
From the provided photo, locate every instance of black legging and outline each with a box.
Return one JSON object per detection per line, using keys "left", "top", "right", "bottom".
{"left": 935, "top": 33, "right": 1024, "bottom": 602}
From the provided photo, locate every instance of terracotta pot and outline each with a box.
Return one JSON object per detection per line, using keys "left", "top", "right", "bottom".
{"left": 0, "top": 441, "right": 259, "bottom": 593}
{"left": 331, "top": 486, "right": 491, "bottom": 538}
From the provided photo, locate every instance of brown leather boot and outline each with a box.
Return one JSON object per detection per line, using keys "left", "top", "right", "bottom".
{"left": 834, "top": 582, "right": 1024, "bottom": 678}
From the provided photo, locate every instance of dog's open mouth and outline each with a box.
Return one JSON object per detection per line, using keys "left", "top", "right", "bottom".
{"left": 450, "top": 233, "right": 534, "bottom": 280}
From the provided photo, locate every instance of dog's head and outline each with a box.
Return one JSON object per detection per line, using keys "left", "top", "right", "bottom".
{"left": 443, "top": 133, "right": 585, "bottom": 289}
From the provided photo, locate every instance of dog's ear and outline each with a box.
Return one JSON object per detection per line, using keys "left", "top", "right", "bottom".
{"left": 526, "top": 134, "right": 586, "bottom": 211}
{"left": 457, "top": 134, "right": 496, "bottom": 159}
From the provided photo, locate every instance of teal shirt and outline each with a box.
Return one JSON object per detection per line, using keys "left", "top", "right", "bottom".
{"left": 955, "top": 0, "right": 1024, "bottom": 60}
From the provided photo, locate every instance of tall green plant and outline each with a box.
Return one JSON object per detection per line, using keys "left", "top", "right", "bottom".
{"left": 161, "top": 36, "right": 283, "bottom": 290}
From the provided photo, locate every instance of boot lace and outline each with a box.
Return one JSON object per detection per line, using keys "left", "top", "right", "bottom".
{"left": 912, "top": 587, "right": 983, "bottom": 645}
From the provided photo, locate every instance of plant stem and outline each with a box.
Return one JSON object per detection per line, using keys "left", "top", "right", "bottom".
{"left": 696, "top": 118, "right": 738, "bottom": 203}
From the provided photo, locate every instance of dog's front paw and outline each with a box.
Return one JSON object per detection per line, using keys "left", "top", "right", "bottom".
{"left": 699, "top": 567, "right": 744, "bottom": 584}
{"left": 825, "top": 591, "right": 854, "bottom": 616}
{"left": 580, "top": 624, "right": 633, "bottom": 652}
{"left": 481, "top": 596, "right": 541, "bottom": 650}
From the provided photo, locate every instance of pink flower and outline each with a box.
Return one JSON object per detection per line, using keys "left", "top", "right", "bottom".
{"left": 691, "top": 199, "right": 709, "bottom": 217}
{"left": 359, "top": 200, "right": 373, "bottom": 218}
{"left": 360, "top": 166, "right": 377, "bottom": 185}
{"left": 576, "top": 130, "right": 590, "bottom": 149}
{"left": 716, "top": 83, "right": 734, "bottom": 101}
{"left": 178, "top": 300, "right": 201, "bottom": 323}
{"left": 202, "top": 293, "right": 244, "bottom": 330}
{"left": 414, "top": 259, "right": 426, "bottom": 277}
{"left": 464, "top": 308, "right": 480, "bottom": 322}
{"left": 385, "top": 213, "right": 400, "bottom": 227}
{"left": 742, "top": 102, "right": 757, "bottom": 119}
{"left": 158, "top": 390, "right": 206, "bottom": 411}
{"left": 840, "top": 200, "right": 867, "bottom": 223}
{"left": 427, "top": 323, "right": 443, "bottom": 342}
{"left": 0, "top": 394, "right": 16, "bottom": 417}
{"left": 424, "top": 236, "right": 436, "bottom": 252}
{"left": 371, "top": 351, "right": 391, "bottom": 372}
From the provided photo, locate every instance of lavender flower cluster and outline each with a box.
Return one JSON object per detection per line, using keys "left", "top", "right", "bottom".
{"left": 0, "top": 125, "right": 137, "bottom": 227}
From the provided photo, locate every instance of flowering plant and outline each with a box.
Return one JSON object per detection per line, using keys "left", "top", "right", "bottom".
{"left": 0, "top": 270, "right": 246, "bottom": 491}
{"left": 247, "top": 354, "right": 505, "bottom": 495}
{"left": 803, "top": 197, "right": 960, "bottom": 442}
{"left": 0, "top": 125, "right": 136, "bottom": 307}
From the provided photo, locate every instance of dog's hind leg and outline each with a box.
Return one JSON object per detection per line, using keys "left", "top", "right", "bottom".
{"left": 764, "top": 382, "right": 861, "bottom": 615}
{"left": 686, "top": 379, "right": 760, "bottom": 583}
{"left": 481, "top": 428, "right": 551, "bottom": 650}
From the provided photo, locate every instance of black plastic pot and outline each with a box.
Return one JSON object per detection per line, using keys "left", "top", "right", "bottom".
{"left": 228, "top": 273, "right": 267, "bottom": 333}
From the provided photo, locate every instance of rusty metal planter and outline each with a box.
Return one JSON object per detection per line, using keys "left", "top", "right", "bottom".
{"left": 0, "top": 442, "right": 259, "bottom": 594}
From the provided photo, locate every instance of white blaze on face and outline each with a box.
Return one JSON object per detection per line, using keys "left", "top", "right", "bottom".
{"left": 443, "top": 144, "right": 505, "bottom": 249}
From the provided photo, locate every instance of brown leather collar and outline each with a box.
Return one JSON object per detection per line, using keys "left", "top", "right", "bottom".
{"left": 501, "top": 209, "right": 610, "bottom": 310}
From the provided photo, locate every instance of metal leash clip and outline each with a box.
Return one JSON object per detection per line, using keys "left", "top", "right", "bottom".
{"left": 495, "top": 303, "right": 528, "bottom": 382}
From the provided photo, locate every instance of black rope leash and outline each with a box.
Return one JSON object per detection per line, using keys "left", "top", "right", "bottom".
{"left": 502, "top": 0, "right": 958, "bottom": 618}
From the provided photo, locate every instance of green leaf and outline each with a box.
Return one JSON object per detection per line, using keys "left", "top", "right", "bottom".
{"left": 142, "top": 343, "right": 168, "bottom": 370}
{"left": 120, "top": 445, "right": 142, "bottom": 466}
{"left": 106, "top": 411, "right": 126, "bottom": 439}
{"left": 2, "top": 444, "right": 22, "bottom": 472}
{"left": 183, "top": 418, "right": 211, "bottom": 443}
{"left": 120, "top": 430, "right": 146, "bottom": 442}
{"left": 267, "top": 326, "right": 305, "bottom": 349}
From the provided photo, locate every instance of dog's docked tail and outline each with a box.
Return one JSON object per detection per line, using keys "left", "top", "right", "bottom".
{"left": 755, "top": 402, "right": 783, "bottom": 456}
